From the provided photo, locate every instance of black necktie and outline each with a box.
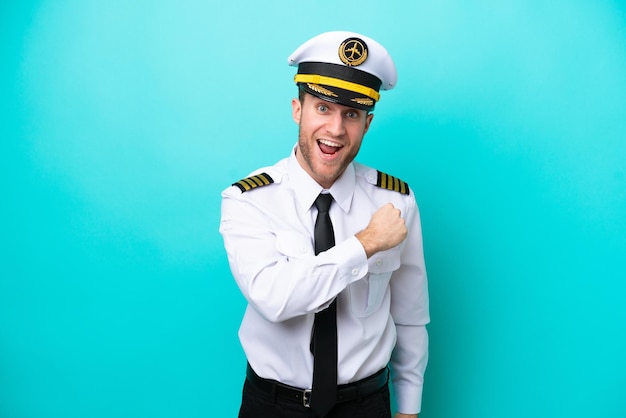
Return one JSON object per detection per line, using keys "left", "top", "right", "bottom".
{"left": 310, "top": 193, "right": 337, "bottom": 417}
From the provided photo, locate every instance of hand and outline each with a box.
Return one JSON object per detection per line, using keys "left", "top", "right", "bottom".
{"left": 355, "top": 203, "right": 407, "bottom": 258}
{"left": 394, "top": 414, "right": 418, "bottom": 418}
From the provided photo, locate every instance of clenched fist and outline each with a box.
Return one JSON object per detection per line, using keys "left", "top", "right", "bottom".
{"left": 355, "top": 203, "right": 407, "bottom": 258}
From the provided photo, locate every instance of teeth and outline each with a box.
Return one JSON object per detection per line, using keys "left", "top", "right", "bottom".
{"left": 319, "top": 139, "right": 341, "bottom": 148}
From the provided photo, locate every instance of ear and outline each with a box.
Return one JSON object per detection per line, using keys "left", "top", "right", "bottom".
{"left": 291, "top": 98, "right": 302, "bottom": 125}
{"left": 363, "top": 112, "right": 374, "bottom": 135}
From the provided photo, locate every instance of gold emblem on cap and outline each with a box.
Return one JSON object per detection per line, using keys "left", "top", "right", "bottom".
{"left": 338, "top": 38, "right": 368, "bottom": 67}
{"left": 307, "top": 83, "right": 338, "bottom": 97}
{"left": 351, "top": 97, "right": 374, "bottom": 106}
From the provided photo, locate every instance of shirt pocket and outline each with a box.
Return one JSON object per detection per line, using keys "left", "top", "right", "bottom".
{"left": 349, "top": 248, "right": 402, "bottom": 317}
{"left": 275, "top": 231, "right": 314, "bottom": 258}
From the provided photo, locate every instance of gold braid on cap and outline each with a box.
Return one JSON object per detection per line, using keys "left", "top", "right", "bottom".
{"left": 351, "top": 97, "right": 374, "bottom": 106}
{"left": 294, "top": 74, "right": 380, "bottom": 102}
{"left": 307, "top": 83, "right": 338, "bottom": 97}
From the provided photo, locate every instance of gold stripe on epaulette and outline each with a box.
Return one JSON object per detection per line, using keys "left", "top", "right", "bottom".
{"left": 232, "top": 173, "right": 274, "bottom": 193}
{"left": 376, "top": 171, "right": 410, "bottom": 195}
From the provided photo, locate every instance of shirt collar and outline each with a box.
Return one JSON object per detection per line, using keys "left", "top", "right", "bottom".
{"left": 287, "top": 145, "right": 355, "bottom": 214}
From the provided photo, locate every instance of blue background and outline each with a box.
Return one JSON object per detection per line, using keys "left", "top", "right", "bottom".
{"left": 2, "top": 1, "right": 625, "bottom": 417}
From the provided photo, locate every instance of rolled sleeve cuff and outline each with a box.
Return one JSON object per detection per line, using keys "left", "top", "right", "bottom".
{"left": 332, "top": 235, "right": 368, "bottom": 285}
{"left": 394, "top": 382, "right": 423, "bottom": 414}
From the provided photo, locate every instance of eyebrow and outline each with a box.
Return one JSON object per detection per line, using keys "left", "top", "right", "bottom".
{"left": 313, "top": 99, "right": 363, "bottom": 115}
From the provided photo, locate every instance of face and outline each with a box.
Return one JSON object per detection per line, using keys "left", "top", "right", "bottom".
{"left": 292, "top": 93, "right": 374, "bottom": 189}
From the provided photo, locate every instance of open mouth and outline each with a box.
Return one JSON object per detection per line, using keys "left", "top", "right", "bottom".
{"left": 318, "top": 139, "right": 343, "bottom": 155}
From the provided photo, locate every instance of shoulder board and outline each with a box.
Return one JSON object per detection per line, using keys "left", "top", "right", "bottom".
{"left": 232, "top": 173, "right": 274, "bottom": 193}
{"left": 375, "top": 171, "right": 410, "bottom": 195}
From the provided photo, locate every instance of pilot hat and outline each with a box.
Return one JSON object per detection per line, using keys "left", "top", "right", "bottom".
{"left": 288, "top": 31, "right": 397, "bottom": 111}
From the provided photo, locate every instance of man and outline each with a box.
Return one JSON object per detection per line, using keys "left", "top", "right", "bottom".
{"left": 220, "top": 31, "right": 429, "bottom": 418}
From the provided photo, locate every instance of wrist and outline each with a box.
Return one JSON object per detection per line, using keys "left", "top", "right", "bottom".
{"left": 355, "top": 230, "right": 377, "bottom": 258}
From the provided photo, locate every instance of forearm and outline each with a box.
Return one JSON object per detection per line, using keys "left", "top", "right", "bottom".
{"left": 390, "top": 325, "right": 429, "bottom": 414}
{"left": 233, "top": 237, "right": 367, "bottom": 321}
{"left": 221, "top": 195, "right": 371, "bottom": 321}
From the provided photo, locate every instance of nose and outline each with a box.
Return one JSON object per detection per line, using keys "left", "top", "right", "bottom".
{"left": 325, "top": 111, "right": 346, "bottom": 137}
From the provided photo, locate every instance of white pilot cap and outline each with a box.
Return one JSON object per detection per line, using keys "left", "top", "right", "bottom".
{"left": 288, "top": 31, "right": 397, "bottom": 110}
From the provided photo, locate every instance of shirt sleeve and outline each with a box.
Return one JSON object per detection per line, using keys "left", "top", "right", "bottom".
{"left": 389, "top": 195, "right": 430, "bottom": 414}
{"left": 220, "top": 191, "right": 369, "bottom": 323}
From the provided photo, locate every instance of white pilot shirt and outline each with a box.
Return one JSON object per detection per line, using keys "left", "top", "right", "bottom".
{"left": 219, "top": 147, "right": 430, "bottom": 413}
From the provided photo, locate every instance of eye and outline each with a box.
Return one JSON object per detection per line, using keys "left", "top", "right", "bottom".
{"left": 317, "top": 104, "right": 328, "bottom": 113}
{"left": 346, "top": 110, "right": 359, "bottom": 119}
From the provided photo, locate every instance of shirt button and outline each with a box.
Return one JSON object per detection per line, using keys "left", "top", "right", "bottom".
{"left": 351, "top": 268, "right": 359, "bottom": 276}
{"left": 375, "top": 259, "right": 383, "bottom": 267}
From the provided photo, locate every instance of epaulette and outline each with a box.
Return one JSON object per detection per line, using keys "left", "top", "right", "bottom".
{"left": 232, "top": 173, "right": 274, "bottom": 193}
{"left": 375, "top": 170, "right": 410, "bottom": 195}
